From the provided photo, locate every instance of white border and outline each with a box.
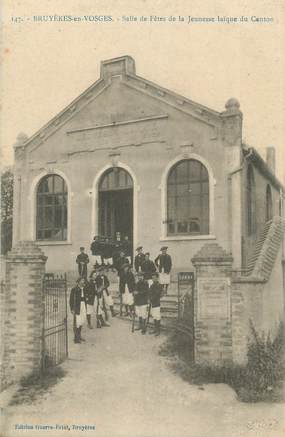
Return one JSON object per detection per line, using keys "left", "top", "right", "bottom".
{"left": 91, "top": 161, "right": 140, "bottom": 257}
{"left": 159, "top": 153, "right": 216, "bottom": 241}
{"left": 29, "top": 169, "right": 72, "bottom": 244}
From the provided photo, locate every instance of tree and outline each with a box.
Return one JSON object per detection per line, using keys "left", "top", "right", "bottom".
{"left": 1, "top": 168, "right": 13, "bottom": 254}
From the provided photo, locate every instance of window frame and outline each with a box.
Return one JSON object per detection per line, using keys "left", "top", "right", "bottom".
{"left": 265, "top": 184, "right": 273, "bottom": 222}
{"left": 36, "top": 174, "right": 68, "bottom": 242}
{"left": 247, "top": 164, "right": 256, "bottom": 236}
{"left": 166, "top": 159, "right": 210, "bottom": 237}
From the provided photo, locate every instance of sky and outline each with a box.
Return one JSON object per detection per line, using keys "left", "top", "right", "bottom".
{"left": 1, "top": 0, "right": 284, "bottom": 181}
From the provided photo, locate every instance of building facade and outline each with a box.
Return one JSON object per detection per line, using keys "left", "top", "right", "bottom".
{"left": 13, "top": 56, "right": 284, "bottom": 284}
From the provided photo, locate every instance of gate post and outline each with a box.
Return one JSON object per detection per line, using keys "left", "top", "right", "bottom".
{"left": 3, "top": 241, "right": 47, "bottom": 385}
{"left": 192, "top": 243, "right": 233, "bottom": 365}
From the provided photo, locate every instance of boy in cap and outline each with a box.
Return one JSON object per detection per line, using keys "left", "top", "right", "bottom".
{"left": 90, "top": 236, "right": 103, "bottom": 267}
{"left": 115, "top": 251, "right": 130, "bottom": 315}
{"left": 76, "top": 247, "right": 89, "bottom": 279}
{"left": 155, "top": 246, "right": 172, "bottom": 295}
{"left": 133, "top": 271, "right": 149, "bottom": 334}
{"left": 120, "top": 263, "right": 135, "bottom": 316}
{"left": 69, "top": 277, "right": 88, "bottom": 343}
{"left": 141, "top": 252, "right": 156, "bottom": 286}
{"left": 149, "top": 272, "right": 163, "bottom": 336}
{"left": 94, "top": 272, "right": 110, "bottom": 328}
{"left": 95, "top": 266, "right": 117, "bottom": 317}
{"left": 85, "top": 275, "right": 97, "bottom": 329}
{"left": 134, "top": 246, "right": 145, "bottom": 273}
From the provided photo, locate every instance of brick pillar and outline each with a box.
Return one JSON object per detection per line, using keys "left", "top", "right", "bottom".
{"left": 3, "top": 241, "right": 47, "bottom": 384}
{"left": 192, "top": 243, "right": 233, "bottom": 365}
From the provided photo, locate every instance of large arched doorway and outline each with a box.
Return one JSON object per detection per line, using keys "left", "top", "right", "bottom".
{"left": 98, "top": 167, "right": 133, "bottom": 246}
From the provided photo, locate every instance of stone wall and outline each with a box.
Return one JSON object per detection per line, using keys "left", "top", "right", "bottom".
{"left": 192, "top": 242, "right": 285, "bottom": 366}
{"left": 192, "top": 243, "right": 233, "bottom": 365}
{"left": 1, "top": 241, "right": 46, "bottom": 390}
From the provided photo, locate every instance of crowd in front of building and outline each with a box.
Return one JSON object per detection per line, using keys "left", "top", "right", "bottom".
{"left": 70, "top": 243, "right": 173, "bottom": 343}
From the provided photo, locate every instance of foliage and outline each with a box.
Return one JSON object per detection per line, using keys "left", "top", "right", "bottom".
{"left": 159, "top": 320, "right": 285, "bottom": 403}
{"left": 243, "top": 320, "right": 285, "bottom": 399}
{"left": 1, "top": 168, "right": 13, "bottom": 222}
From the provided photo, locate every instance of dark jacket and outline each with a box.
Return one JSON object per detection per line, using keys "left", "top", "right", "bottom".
{"left": 76, "top": 253, "right": 89, "bottom": 278}
{"left": 119, "top": 270, "right": 135, "bottom": 294}
{"left": 149, "top": 282, "right": 163, "bottom": 308}
{"left": 69, "top": 285, "right": 87, "bottom": 315}
{"left": 115, "top": 256, "right": 130, "bottom": 278}
{"left": 134, "top": 253, "right": 145, "bottom": 272}
{"left": 155, "top": 254, "right": 172, "bottom": 274}
{"left": 141, "top": 259, "right": 156, "bottom": 280}
{"left": 95, "top": 274, "right": 110, "bottom": 290}
{"left": 85, "top": 281, "right": 97, "bottom": 306}
{"left": 134, "top": 280, "right": 149, "bottom": 306}
{"left": 90, "top": 239, "right": 101, "bottom": 256}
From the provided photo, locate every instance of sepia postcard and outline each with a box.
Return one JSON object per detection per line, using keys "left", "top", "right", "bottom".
{"left": 0, "top": 1, "right": 285, "bottom": 436}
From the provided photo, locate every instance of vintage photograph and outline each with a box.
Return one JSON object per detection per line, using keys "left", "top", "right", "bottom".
{"left": 1, "top": 1, "right": 284, "bottom": 436}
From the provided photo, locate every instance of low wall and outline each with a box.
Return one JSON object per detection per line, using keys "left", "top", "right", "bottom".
{"left": 1, "top": 241, "right": 47, "bottom": 391}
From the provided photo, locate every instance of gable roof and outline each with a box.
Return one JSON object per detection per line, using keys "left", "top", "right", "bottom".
{"left": 15, "top": 55, "right": 223, "bottom": 153}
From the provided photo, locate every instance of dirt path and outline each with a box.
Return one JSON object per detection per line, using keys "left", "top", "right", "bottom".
{"left": 1, "top": 316, "right": 284, "bottom": 437}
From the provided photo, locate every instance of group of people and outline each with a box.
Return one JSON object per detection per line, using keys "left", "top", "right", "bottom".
{"left": 71, "top": 243, "right": 173, "bottom": 343}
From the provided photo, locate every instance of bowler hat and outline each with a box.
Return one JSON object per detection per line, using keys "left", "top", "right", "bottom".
{"left": 160, "top": 246, "right": 168, "bottom": 251}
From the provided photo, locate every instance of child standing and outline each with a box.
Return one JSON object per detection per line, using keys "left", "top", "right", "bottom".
{"left": 149, "top": 272, "right": 163, "bottom": 336}
{"left": 133, "top": 272, "right": 149, "bottom": 334}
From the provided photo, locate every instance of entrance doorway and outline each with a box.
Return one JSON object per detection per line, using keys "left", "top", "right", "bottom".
{"left": 98, "top": 167, "right": 133, "bottom": 247}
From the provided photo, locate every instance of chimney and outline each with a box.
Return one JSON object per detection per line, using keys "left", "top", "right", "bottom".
{"left": 266, "top": 146, "right": 275, "bottom": 174}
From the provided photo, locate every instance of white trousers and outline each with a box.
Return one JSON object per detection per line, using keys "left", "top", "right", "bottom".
{"left": 93, "top": 255, "right": 102, "bottom": 265}
{"left": 103, "top": 289, "right": 113, "bottom": 307}
{"left": 151, "top": 306, "right": 161, "bottom": 321}
{"left": 76, "top": 302, "right": 87, "bottom": 327}
{"left": 122, "top": 290, "right": 134, "bottom": 306}
{"left": 135, "top": 305, "right": 148, "bottom": 318}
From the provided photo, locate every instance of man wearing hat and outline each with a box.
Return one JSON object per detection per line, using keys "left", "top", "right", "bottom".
{"left": 149, "top": 272, "right": 163, "bottom": 336}
{"left": 133, "top": 271, "right": 149, "bottom": 334}
{"left": 120, "top": 263, "right": 135, "bottom": 316}
{"left": 85, "top": 275, "right": 97, "bottom": 329}
{"left": 95, "top": 266, "right": 117, "bottom": 318}
{"left": 141, "top": 252, "right": 157, "bottom": 286}
{"left": 155, "top": 246, "right": 172, "bottom": 295}
{"left": 76, "top": 247, "right": 89, "bottom": 279}
{"left": 69, "top": 277, "right": 88, "bottom": 343}
{"left": 115, "top": 250, "right": 130, "bottom": 315}
{"left": 134, "top": 246, "right": 145, "bottom": 273}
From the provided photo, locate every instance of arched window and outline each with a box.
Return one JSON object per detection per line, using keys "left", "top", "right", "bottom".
{"left": 265, "top": 184, "right": 273, "bottom": 222}
{"left": 247, "top": 165, "right": 256, "bottom": 235}
{"left": 167, "top": 159, "right": 209, "bottom": 235}
{"left": 36, "top": 174, "right": 67, "bottom": 241}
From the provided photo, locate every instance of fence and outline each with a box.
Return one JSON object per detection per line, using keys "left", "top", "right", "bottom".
{"left": 42, "top": 274, "right": 68, "bottom": 371}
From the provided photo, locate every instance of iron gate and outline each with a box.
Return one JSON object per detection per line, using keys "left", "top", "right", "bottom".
{"left": 177, "top": 272, "right": 195, "bottom": 360}
{"left": 42, "top": 274, "right": 68, "bottom": 370}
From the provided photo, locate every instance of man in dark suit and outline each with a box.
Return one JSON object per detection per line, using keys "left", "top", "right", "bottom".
{"left": 120, "top": 263, "right": 135, "bottom": 316}
{"left": 85, "top": 276, "right": 97, "bottom": 329}
{"left": 149, "top": 272, "right": 163, "bottom": 336}
{"left": 155, "top": 246, "right": 172, "bottom": 295}
{"left": 69, "top": 277, "right": 88, "bottom": 343}
{"left": 76, "top": 247, "right": 89, "bottom": 279}
{"left": 133, "top": 272, "right": 149, "bottom": 334}
{"left": 115, "top": 251, "right": 130, "bottom": 315}
{"left": 141, "top": 252, "right": 156, "bottom": 286}
{"left": 134, "top": 246, "right": 145, "bottom": 272}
